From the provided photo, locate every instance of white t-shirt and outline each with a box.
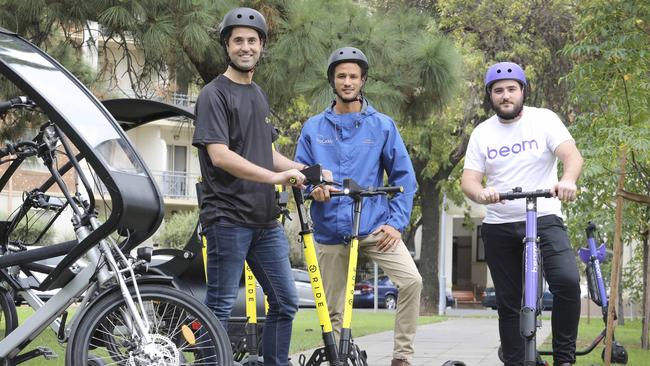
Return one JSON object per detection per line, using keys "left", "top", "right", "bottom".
{"left": 464, "top": 106, "right": 574, "bottom": 224}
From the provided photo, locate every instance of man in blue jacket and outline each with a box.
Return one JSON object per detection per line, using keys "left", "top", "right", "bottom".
{"left": 295, "top": 47, "right": 421, "bottom": 366}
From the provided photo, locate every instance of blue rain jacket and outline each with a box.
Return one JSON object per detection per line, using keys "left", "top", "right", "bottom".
{"left": 295, "top": 102, "right": 417, "bottom": 245}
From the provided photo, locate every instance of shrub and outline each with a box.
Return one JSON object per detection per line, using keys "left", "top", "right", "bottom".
{"left": 156, "top": 209, "right": 199, "bottom": 249}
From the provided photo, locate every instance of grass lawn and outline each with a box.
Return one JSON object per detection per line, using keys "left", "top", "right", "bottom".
{"left": 540, "top": 318, "right": 648, "bottom": 365}
{"left": 12, "top": 306, "right": 444, "bottom": 365}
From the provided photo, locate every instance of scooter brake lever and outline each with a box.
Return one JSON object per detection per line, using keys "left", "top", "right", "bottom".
{"left": 322, "top": 180, "right": 342, "bottom": 186}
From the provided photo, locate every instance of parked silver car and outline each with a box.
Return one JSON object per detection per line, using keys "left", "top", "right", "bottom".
{"left": 292, "top": 268, "right": 315, "bottom": 308}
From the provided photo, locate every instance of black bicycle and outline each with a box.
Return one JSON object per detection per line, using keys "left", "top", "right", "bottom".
{"left": 0, "top": 30, "right": 231, "bottom": 365}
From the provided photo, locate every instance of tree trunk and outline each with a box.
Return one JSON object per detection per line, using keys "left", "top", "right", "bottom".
{"left": 642, "top": 228, "right": 650, "bottom": 349}
{"left": 618, "top": 263, "right": 625, "bottom": 325}
{"left": 604, "top": 148, "right": 627, "bottom": 366}
{"left": 418, "top": 177, "right": 441, "bottom": 315}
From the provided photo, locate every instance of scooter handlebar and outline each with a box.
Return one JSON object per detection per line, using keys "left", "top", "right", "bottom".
{"left": 329, "top": 184, "right": 403, "bottom": 198}
{"left": 498, "top": 188, "right": 552, "bottom": 201}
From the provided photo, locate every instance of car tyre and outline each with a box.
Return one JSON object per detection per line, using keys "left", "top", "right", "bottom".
{"left": 385, "top": 294, "right": 397, "bottom": 310}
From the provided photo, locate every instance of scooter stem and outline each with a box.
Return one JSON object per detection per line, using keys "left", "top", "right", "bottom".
{"left": 293, "top": 185, "right": 341, "bottom": 365}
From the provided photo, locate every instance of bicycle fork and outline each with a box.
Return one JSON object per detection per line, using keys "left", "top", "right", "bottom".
{"left": 77, "top": 217, "right": 152, "bottom": 346}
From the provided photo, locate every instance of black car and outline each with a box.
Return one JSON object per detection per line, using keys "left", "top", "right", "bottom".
{"left": 482, "top": 287, "right": 553, "bottom": 310}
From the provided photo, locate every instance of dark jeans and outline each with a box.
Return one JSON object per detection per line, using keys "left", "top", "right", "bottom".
{"left": 482, "top": 215, "right": 580, "bottom": 366}
{"left": 203, "top": 221, "right": 299, "bottom": 366}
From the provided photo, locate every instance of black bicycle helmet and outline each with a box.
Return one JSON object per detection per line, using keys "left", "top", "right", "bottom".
{"left": 327, "top": 47, "right": 369, "bottom": 86}
{"left": 219, "top": 7, "right": 268, "bottom": 47}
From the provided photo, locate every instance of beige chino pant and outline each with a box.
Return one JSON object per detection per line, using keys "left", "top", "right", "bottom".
{"left": 316, "top": 234, "right": 422, "bottom": 361}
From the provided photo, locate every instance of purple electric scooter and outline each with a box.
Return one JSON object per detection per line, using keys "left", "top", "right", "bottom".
{"left": 497, "top": 190, "right": 628, "bottom": 365}
{"left": 538, "top": 221, "right": 627, "bottom": 364}
{"left": 498, "top": 187, "right": 553, "bottom": 366}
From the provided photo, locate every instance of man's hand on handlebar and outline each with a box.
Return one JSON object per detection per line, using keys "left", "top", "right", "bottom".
{"left": 476, "top": 187, "right": 503, "bottom": 205}
{"left": 552, "top": 180, "right": 578, "bottom": 202}
{"left": 310, "top": 184, "right": 341, "bottom": 202}
{"left": 275, "top": 169, "right": 306, "bottom": 189}
{"left": 306, "top": 168, "right": 341, "bottom": 202}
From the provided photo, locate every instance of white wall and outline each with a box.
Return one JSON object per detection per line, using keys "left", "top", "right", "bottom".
{"left": 127, "top": 126, "right": 166, "bottom": 172}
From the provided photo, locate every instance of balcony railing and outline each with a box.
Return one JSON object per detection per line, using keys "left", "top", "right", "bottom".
{"left": 153, "top": 170, "right": 200, "bottom": 200}
{"left": 93, "top": 170, "right": 200, "bottom": 202}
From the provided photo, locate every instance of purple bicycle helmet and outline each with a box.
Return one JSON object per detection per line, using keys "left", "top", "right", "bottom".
{"left": 484, "top": 62, "right": 527, "bottom": 93}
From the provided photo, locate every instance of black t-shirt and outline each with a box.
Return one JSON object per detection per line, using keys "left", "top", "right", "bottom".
{"left": 192, "top": 75, "right": 280, "bottom": 228}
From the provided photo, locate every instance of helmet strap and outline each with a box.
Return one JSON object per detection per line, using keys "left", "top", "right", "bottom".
{"left": 229, "top": 61, "right": 256, "bottom": 74}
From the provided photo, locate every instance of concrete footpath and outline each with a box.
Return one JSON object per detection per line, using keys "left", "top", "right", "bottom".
{"left": 290, "top": 314, "right": 552, "bottom": 366}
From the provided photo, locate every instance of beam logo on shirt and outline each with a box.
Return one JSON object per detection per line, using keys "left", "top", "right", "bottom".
{"left": 487, "top": 139, "right": 539, "bottom": 159}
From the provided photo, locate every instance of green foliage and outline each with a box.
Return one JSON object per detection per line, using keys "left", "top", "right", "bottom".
{"left": 272, "top": 95, "right": 312, "bottom": 159}
{"left": 0, "top": 0, "right": 590, "bottom": 313}
{"left": 4, "top": 212, "right": 56, "bottom": 245}
{"left": 258, "top": 0, "right": 462, "bottom": 132}
{"left": 156, "top": 209, "right": 199, "bottom": 249}
{"left": 562, "top": 0, "right": 650, "bottom": 298}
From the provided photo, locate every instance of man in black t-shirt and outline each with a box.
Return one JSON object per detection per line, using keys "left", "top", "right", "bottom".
{"left": 192, "top": 7, "right": 306, "bottom": 366}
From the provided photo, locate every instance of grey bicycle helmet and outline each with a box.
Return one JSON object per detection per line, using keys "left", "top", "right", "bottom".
{"left": 327, "top": 47, "right": 369, "bottom": 86}
{"left": 219, "top": 7, "right": 268, "bottom": 47}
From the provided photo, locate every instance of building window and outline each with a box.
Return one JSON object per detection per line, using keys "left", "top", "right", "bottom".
{"left": 164, "top": 145, "right": 188, "bottom": 197}
{"left": 476, "top": 225, "right": 486, "bottom": 262}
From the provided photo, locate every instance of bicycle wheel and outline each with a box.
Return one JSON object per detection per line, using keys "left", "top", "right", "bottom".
{"left": 67, "top": 284, "right": 232, "bottom": 365}
{"left": 0, "top": 288, "right": 18, "bottom": 340}
{"left": 0, "top": 288, "right": 17, "bottom": 366}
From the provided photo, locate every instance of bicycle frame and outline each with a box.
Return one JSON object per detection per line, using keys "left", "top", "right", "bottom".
{"left": 0, "top": 29, "right": 164, "bottom": 362}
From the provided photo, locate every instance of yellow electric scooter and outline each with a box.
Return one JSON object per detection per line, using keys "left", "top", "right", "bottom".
{"left": 293, "top": 165, "right": 403, "bottom": 366}
{"left": 291, "top": 165, "right": 342, "bottom": 366}
{"left": 197, "top": 180, "right": 288, "bottom": 366}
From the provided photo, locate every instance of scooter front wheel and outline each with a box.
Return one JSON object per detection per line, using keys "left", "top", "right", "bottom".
{"left": 497, "top": 345, "right": 548, "bottom": 366}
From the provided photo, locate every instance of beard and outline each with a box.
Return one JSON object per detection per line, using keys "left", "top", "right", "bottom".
{"left": 492, "top": 99, "right": 524, "bottom": 120}
{"left": 335, "top": 89, "right": 362, "bottom": 103}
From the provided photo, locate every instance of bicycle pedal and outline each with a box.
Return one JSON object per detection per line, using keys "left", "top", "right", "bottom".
{"left": 39, "top": 347, "right": 58, "bottom": 360}
{"left": 12, "top": 347, "right": 58, "bottom": 364}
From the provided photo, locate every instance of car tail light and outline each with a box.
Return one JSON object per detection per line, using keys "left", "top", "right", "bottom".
{"left": 357, "top": 284, "right": 373, "bottom": 294}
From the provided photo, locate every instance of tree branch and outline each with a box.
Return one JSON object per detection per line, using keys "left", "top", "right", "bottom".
{"left": 618, "top": 189, "right": 650, "bottom": 206}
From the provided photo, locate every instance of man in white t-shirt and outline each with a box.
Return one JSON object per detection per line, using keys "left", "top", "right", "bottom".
{"left": 461, "top": 62, "right": 584, "bottom": 366}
